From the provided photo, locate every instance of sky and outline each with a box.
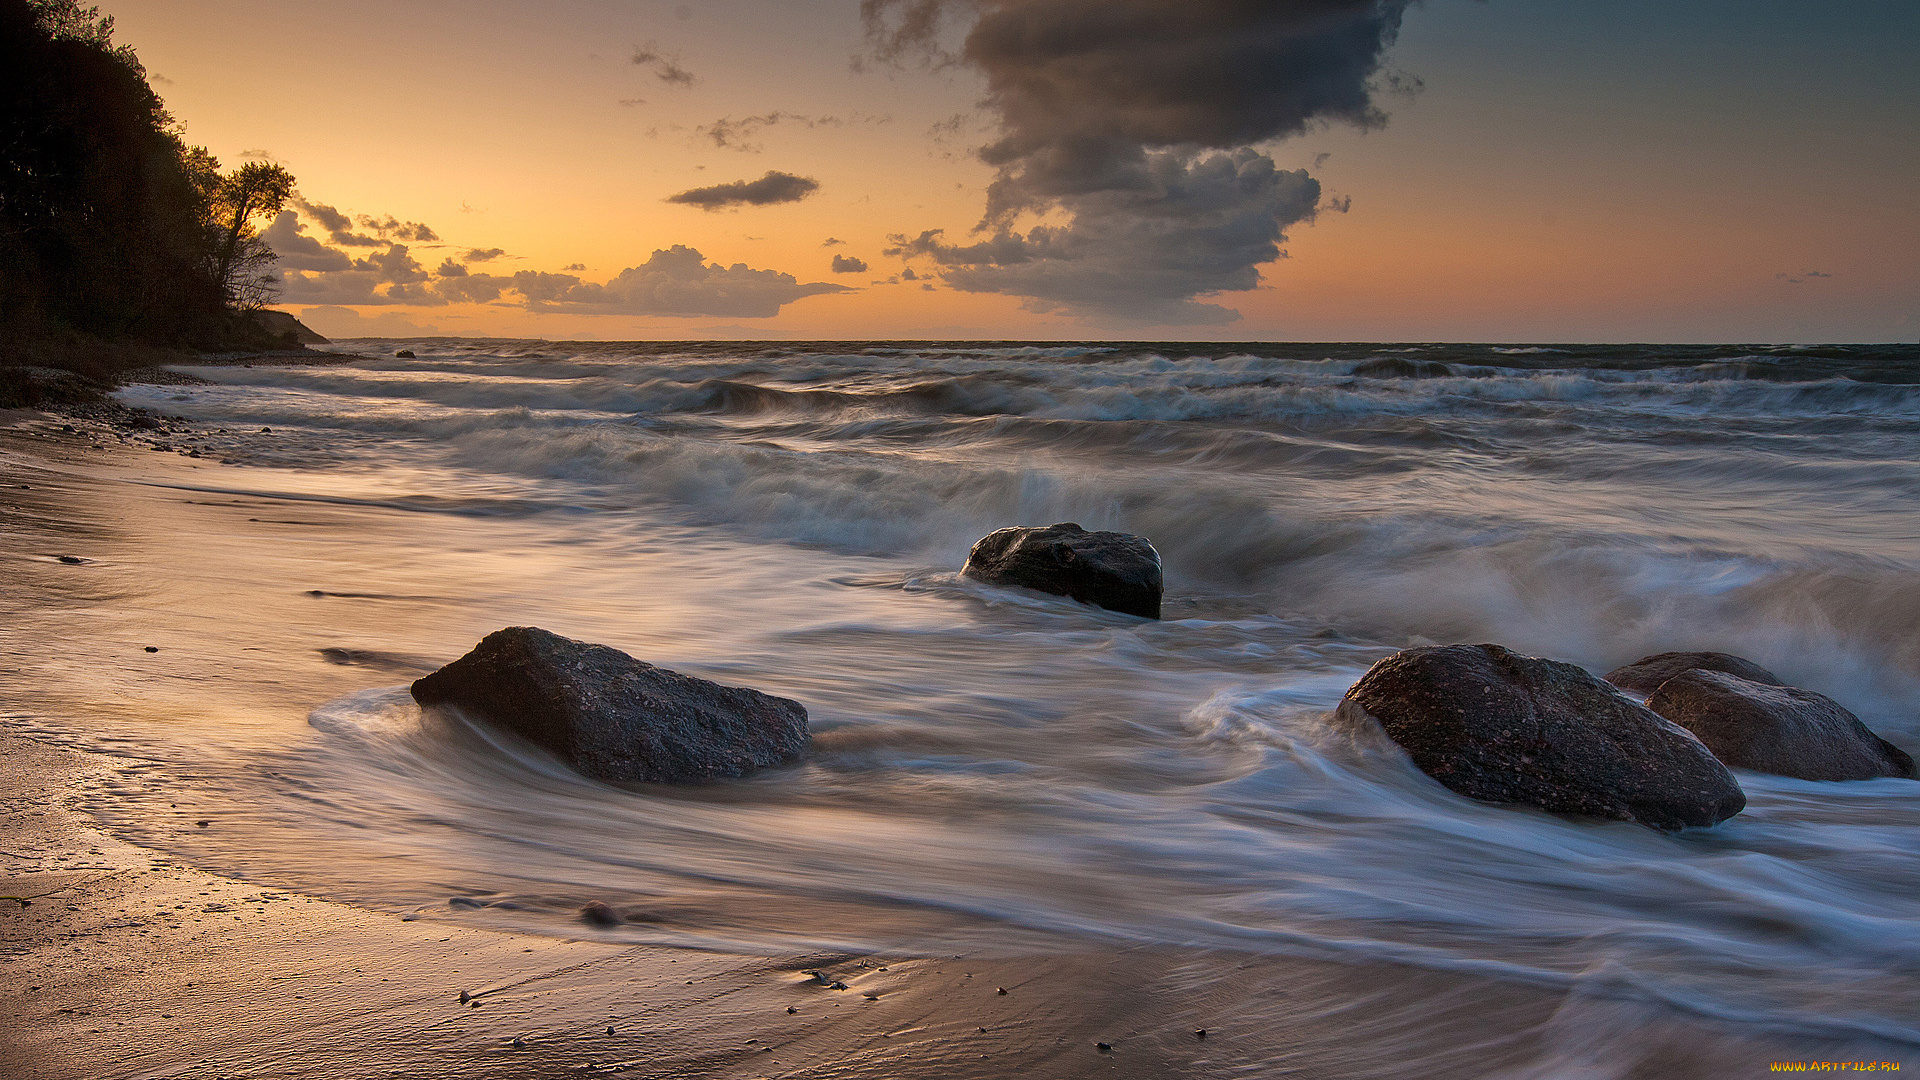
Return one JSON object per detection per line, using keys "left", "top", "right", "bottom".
{"left": 109, "top": 0, "right": 1919, "bottom": 342}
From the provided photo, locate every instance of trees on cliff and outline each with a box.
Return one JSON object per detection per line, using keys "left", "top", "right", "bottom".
{"left": 0, "top": 0, "right": 295, "bottom": 345}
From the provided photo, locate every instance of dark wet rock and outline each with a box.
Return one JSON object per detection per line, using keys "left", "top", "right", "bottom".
{"left": 1351, "top": 357, "right": 1453, "bottom": 379}
{"left": 396, "top": 349, "right": 416, "bottom": 358}
{"left": 962, "top": 523, "right": 1162, "bottom": 619}
{"left": 411, "top": 626, "right": 809, "bottom": 783}
{"left": 1605, "top": 651, "right": 1784, "bottom": 693}
{"left": 1646, "top": 670, "right": 1916, "bottom": 781}
{"left": 56, "top": 555, "right": 85, "bottom": 564}
{"left": 1339, "top": 644, "right": 1745, "bottom": 830}
{"left": 580, "top": 901, "right": 621, "bottom": 926}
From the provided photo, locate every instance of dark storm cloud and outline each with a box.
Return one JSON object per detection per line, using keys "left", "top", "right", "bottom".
{"left": 831, "top": 254, "right": 870, "bottom": 273}
{"left": 631, "top": 42, "right": 696, "bottom": 86}
{"left": 862, "top": 0, "right": 1411, "bottom": 323}
{"left": 890, "top": 149, "right": 1319, "bottom": 324}
{"left": 665, "top": 171, "right": 820, "bottom": 210}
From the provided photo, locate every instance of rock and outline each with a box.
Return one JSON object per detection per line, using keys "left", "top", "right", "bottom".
{"left": 961, "top": 523, "right": 1162, "bottom": 618}
{"left": 1339, "top": 644, "right": 1745, "bottom": 830}
{"left": 1645, "top": 670, "right": 1916, "bottom": 781}
{"left": 395, "top": 349, "right": 416, "bottom": 358}
{"left": 580, "top": 901, "right": 621, "bottom": 926}
{"left": 1604, "top": 651, "right": 1783, "bottom": 694}
{"left": 411, "top": 626, "right": 809, "bottom": 783}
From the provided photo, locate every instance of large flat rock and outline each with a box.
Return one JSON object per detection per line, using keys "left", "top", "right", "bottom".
{"left": 1646, "top": 670, "right": 1916, "bottom": 782}
{"left": 411, "top": 626, "right": 808, "bottom": 783}
{"left": 1341, "top": 644, "right": 1746, "bottom": 830}
{"left": 1604, "top": 651, "right": 1783, "bottom": 694}
{"left": 961, "top": 523, "right": 1162, "bottom": 619}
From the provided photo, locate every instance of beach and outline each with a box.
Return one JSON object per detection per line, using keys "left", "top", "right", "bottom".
{"left": 3, "top": 342, "right": 1918, "bottom": 1077}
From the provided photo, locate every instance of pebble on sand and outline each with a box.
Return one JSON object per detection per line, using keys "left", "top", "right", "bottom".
{"left": 145, "top": 646, "right": 159, "bottom": 653}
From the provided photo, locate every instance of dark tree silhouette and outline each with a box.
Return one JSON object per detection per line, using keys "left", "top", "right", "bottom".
{"left": 0, "top": 0, "right": 294, "bottom": 347}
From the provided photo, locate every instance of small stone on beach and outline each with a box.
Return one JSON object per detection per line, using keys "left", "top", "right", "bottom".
{"left": 57, "top": 555, "right": 84, "bottom": 564}
{"left": 996, "top": 987, "right": 1007, "bottom": 995}
{"left": 580, "top": 900, "right": 620, "bottom": 926}
{"left": 145, "top": 646, "right": 159, "bottom": 653}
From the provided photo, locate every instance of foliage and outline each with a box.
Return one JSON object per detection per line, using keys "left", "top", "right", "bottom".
{"left": 0, "top": 0, "right": 296, "bottom": 348}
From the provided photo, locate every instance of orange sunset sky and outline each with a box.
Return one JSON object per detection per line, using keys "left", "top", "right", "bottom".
{"left": 105, "top": 0, "right": 1918, "bottom": 342}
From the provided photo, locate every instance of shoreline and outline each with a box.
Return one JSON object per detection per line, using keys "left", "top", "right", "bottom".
{"left": 0, "top": 405, "right": 1908, "bottom": 1078}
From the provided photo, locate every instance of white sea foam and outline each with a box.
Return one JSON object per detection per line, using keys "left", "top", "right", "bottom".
{"left": 78, "top": 341, "right": 1920, "bottom": 1051}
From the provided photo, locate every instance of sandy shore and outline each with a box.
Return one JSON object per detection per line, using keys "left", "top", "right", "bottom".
{"left": 0, "top": 402, "right": 1902, "bottom": 1079}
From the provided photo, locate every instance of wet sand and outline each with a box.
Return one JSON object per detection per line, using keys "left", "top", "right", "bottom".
{"left": 0, "top": 406, "right": 1901, "bottom": 1079}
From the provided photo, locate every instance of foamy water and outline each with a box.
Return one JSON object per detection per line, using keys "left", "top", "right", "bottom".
{"left": 34, "top": 342, "right": 1920, "bottom": 1056}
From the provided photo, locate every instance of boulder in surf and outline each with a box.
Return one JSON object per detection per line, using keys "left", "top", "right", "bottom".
{"left": 1338, "top": 644, "right": 1746, "bottom": 830}
{"left": 411, "top": 626, "right": 809, "bottom": 783}
{"left": 1604, "top": 651, "right": 1783, "bottom": 694}
{"left": 1645, "top": 670, "right": 1915, "bottom": 782}
{"left": 961, "top": 523, "right": 1163, "bottom": 619}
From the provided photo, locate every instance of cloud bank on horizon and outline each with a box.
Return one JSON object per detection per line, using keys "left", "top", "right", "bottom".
{"left": 866, "top": 0, "right": 1411, "bottom": 324}
{"left": 271, "top": 206, "right": 847, "bottom": 319}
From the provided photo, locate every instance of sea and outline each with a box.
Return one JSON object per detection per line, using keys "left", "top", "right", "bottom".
{"left": 25, "top": 341, "right": 1920, "bottom": 1067}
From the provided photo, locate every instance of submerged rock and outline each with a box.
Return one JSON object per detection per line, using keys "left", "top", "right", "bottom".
{"left": 411, "top": 626, "right": 809, "bottom": 783}
{"left": 1646, "top": 670, "right": 1916, "bottom": 782}
{"left": 961, "top": 523, "right": 1162, "bottom": 619}
{"left": 1339, "top": 644, "right": 1745, "bottom": 830}
{"left": 1604, "top": 651, "right": 1783, "bottom": 694}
